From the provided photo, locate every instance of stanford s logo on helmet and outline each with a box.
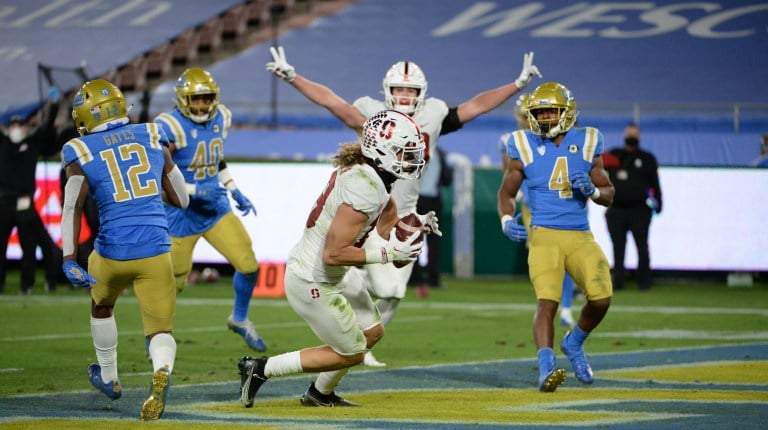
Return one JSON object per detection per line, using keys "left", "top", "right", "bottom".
{"left": 361, "top": 110, "right": 426, "bottom": 180}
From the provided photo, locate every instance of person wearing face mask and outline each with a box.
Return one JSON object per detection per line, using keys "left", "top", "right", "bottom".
{"left": 602, "top": 123, "right": 662, "bottom": 291}
{"left": 0, "top": 87, "right": 61, "bottom": 294}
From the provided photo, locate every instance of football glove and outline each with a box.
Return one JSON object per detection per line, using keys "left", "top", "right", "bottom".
{"left": 416, "top": 210, "right": 442, "bottom": 236}
{"left": 191, "top": 182, "right": 227, "bottom": 201}
{"left": 48, "top": 86, "right": 61, "bottom": 102}
{"left": 266, "top": 46, "right": 296, "bottom": 82}
{"left": 569, "top": 171, "right": 596, "bottom": 198}
{"left": 387, "top": 229, "right": 424, "bottom": 263}
{"left": 231, "top": 188, "right": 257, "bottom": 217}
{"left": 502, "top": 213, "right": 528, "bottom": 242}
{"left": 514, "top": 51, "right": 542, "bottom": 90}
{"left": 62, "top": 260, "right": 96, "bottom": 288}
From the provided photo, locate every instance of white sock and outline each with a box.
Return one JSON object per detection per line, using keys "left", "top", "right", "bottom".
{"left": 148, "top": 333, "right": 176, "bottom": 373}
{"left": 314, "top": 368, "right": 350, "bottom": 395}
{"left": 263, "top": 350, "right": 302, "bottom": 378}
{"left": 91, "top": 316, "right": 118, "bottom": 383}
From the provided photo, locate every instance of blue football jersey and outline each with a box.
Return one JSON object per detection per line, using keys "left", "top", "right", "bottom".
{"left": 505, "top": 127, "right": 604, "bottom": 231}
{"left": 154, "top": 105, "right": 233, "bottom": 236}
{"left": 61, "top": 123, "right": 172, "bottom": 260}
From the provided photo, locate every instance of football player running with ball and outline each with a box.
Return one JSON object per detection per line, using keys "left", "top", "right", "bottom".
{"left": 498, "top": 82, "right": 615, "bottom": 392}
{"left": 154, "top": 68, "right": 266, "bottom": 352}
{"left": 61, "top": 79, "right": 189, "bottom": 420}
{"left": 266, "top": 46, "right": 541, "bottom": 367}
{"left": 238, "top": 110, "right": 438, "bottom": 408}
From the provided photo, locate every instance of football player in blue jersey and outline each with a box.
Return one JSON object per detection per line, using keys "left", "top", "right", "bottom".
{"left": 499, "top": 93, "right": 577, "bottom": 328}
{"left": 154, "top": 67, "right": 266, "bottom": 352}
{"left": 497, "top": 82, "right": 615, "bottom": 392}
{"left": 61, "top": 79, "right": 190, "bottom": 420}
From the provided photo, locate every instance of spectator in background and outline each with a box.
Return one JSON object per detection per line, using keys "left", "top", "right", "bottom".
{"left": 408, "top": 146, "right": 452, "bottom": 298}
{"left": 154, "top": 67, "right": 266, "bottom": 352}
{"left": 0, "top": 87, "right": 61, "bottom": 294}
{"left": 602, "top": 123, "right": 662, "bottom": 291}
{"left": 498, "top": 82, "right": 615, "bottom": 392}
{"left": 750, "top": 134, "right": 768, "bottom": 167}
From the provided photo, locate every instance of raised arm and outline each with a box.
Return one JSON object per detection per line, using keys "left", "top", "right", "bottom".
{"left": 267, "top": 46, "right": 365, "bottom": 133}
{"left": 456, "top": 51, "right": 542, "bottom": 124}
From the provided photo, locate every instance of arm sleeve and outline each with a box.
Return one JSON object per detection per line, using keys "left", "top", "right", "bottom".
{"left": 439, "top": 107, "right": 464, "bottom": 136}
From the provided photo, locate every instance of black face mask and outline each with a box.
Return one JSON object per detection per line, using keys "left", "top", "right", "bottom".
{"left": 624, "top": 137, "right": 639, "bottom": 148}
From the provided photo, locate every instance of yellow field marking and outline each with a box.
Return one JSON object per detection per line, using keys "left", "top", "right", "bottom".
{"left": 602, "top": 360, "right": 768, "bottom": 384}
{"left": 195, "top": 387, "right": 768, "bottom": 426}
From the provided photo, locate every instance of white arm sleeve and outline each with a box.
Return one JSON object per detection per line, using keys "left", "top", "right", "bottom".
{"left": 61, "top": 175, "right": 84, "bottom": 257}
{"left": 167, "top": 165, "right": 190, "bottom": 208}
{"left": 218, "top": 167, "right": 237, "bottom": 191}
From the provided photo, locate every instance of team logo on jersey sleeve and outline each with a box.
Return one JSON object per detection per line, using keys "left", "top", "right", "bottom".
{"left": 568, "top": 144, "right": 578, "bottom": 154}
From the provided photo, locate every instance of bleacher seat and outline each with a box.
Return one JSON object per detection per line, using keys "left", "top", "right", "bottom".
{"left": 198, "top": 17, "right": 224, "bottom": 58}
{"left": 172, "top": 28, "right": 200, "bottom": 66}
{"left": 222, "top": 4, "right": 249, "bottom": 45}
{"left": 146, "top": 42, "right": 173, "bottom": 78}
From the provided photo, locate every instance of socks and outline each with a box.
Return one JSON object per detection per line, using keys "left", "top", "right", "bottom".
{"left": 314, "top": 368, "right": 350, "bottom": 395}
{"left": 232, "top": 271, "right": 258, "bottom": 321}
{"left": 148, "top": 332, "right": 177, "bottom": 373}
{"left": 91, "top": 316, "right": 118, "bottom": 383}
{"left": 567, "top": 325, "right": 590, "bottom": 348}
{"left": 537, "top": 347, "right": 556, "bottom": 376}
{"left": 263, "top": 350, "right": 302, "bottom": 378}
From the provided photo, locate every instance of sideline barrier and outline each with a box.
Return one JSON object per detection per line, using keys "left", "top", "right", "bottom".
{"left": 252, "top": 262, "right": 286, "bottom": 298}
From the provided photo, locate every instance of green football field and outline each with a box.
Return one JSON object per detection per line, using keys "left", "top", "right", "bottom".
{"left": 1, "top": 273, "right": 766, "bottom": 429}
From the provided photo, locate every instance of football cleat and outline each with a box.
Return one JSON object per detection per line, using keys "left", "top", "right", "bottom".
{"left": 87, "top": 363, "right": 122, "bottom": 400}
{"left": 239, "top": 356, "right": 268, "bottom": 408}
{"left": 538, "top": 368, "right": 567, "bottom": 392}
{"left": 561, "top": 331, "right": 594, "bottom": 384}
{"left": 227, "top": 315, "right": 267, "bottom": 352}
{"left": 300, "top": 382, "right": 359, "bottom": 407}
{"left": 363, "top": 351, "right": 387, "bottom": 367}
{"left": 140, "top": 367, "right": 171, "bottom": 420}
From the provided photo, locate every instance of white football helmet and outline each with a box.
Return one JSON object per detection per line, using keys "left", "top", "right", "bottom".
{"left": 382, "top": 61, "right": 427, "bottom": 115}
{"left": 362, "top": 110, "right": 426, "bottom": 180}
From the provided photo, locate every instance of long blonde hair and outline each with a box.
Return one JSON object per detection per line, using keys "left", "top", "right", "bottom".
{"left": 332, "top": 142, "right": 367, "bottom": 168}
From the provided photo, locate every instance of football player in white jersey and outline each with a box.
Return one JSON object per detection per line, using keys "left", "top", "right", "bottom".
{"left": 238, "top": 110, "right": 438, "bottom": 408}
{"left": 266, "top": 46, "right": 542, "bottom": 366}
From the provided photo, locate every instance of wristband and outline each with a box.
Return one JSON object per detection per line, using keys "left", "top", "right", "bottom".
{"left": 590, "top": 187, "right": 601, "bottom": 201}
{"left": 364, "top": 247, "right": 390, "bottom": 264}
{"left": 500, "top": 214, "right": 514, "bottom": 230}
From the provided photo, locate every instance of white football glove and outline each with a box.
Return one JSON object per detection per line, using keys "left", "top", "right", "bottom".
{"left": 514, "top": 51, "right": 542, "bottom": 90}
{"left": 266, "top": 46, "right": 296, "bottom": 82}
{"left": 416, "top": 211, "right": 442, "bottom": 237}
{"left": 364, "top": 227, "right": 424, "bottom": 264}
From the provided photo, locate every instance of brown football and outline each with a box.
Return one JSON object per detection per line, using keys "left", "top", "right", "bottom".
{"left": 394, "top": 213, "right": 424, "bottom": 243}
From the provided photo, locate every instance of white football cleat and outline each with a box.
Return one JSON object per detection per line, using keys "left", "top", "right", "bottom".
{"left": 363, "top": 351, "right": 386, "bottom": 367}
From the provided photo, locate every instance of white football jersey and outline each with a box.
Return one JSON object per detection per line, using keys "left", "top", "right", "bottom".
{"left": 354, "top": 96, "right": 449, "bottom": 216}
{"left": 288, "top": 163, "right": 389, "bottom": 283}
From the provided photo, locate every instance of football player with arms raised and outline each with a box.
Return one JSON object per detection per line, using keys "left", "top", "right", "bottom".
{"left": 266, "top": 46, "right": 541, "bottom": 366}
{"left": 498, "top": 82, "right": 614, "bottom": 392}
{"left": 238, "top": 110, "right": 436, "bottom": 408}
{"left": 61, "top": 79, "right": 189, "bottom": 420}
{"left": 154, "top": 68, "right": 267, "bottom": 352}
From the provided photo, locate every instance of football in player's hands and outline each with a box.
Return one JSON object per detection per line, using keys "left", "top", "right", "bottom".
{"left": 393, "top": 213, "right": 424, "bottom": 268}
{"left": 394, "top": 213, "right": 424, "bottom": 243}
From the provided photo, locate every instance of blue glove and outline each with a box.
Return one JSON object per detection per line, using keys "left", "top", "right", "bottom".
{"left": 502, "top": 213, "right": 528, "bottom": 242}
{"left": 62, "top": 260, "right": 96, "bottom": 288}
{"left": 231, "top": 188, "right": 257, "bottom": 216}
{"left": 569, "top": 171, "right": 596, "bottom": 197}
{"left": 48, "top": 86, "right": 61, "bottom": 102}
{"left": 193, "top": 182, "right": 227, "bottom": 202}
